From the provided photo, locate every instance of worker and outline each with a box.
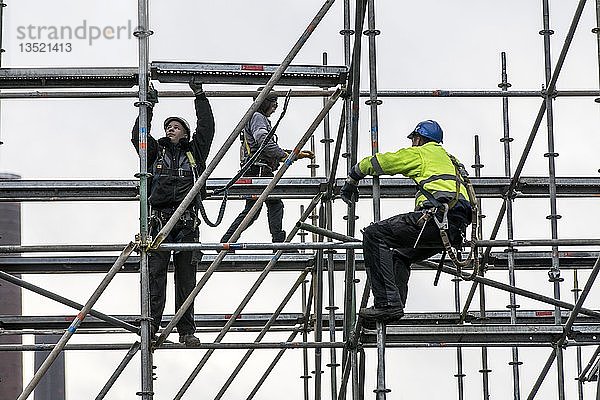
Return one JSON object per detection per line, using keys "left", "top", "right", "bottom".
{"left": 131, "top": 78, "right": 215, "bottom": 346}
{"left": 340, "top": 120, "right": 472, "bottom": 323}
{"left": 220, "top": 89, "right": 314, "bottom": 247}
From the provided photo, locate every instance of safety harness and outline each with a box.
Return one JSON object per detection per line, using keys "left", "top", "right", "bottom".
{"left": 411, "top": 151, "right": 480, "bottom": 281}
{"left": 213, "top": 90, "right": 292, "bottom": 196}
{"left": 193, "top": 90, "right": 293, "bottom": 226}
{"left": 184, "top": 150, "right": 228, "bottom": 228}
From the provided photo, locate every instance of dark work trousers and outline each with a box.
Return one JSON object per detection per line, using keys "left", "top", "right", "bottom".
{"left": 148, "top": 210, "right": 198, "bottom": 335}
{"left": 220, "top": 166, "right": 286, "bottom": 243}
{"left": 362, "top": 203, "right": 470, "bottom": 308}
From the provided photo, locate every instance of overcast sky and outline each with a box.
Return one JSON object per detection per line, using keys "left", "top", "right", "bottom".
{"left": 2, "top": 1, "right": 600, "bottom": 399}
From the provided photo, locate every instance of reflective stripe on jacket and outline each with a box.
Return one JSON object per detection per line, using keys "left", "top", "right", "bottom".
{"left": 355, "top": 142, "right": 469, "bottom": 209}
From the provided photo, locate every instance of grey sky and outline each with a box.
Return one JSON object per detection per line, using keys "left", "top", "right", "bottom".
{"left": 2, "top": 0, "right": 600, "bottom": 398}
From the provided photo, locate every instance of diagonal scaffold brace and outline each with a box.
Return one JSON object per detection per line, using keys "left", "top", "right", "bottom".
{"left": 17, "top": 242, "right": 138, "bottom": 400}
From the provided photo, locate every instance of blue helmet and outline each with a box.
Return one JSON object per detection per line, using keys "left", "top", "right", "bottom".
{"left": 408, "top": 120, "right": 443, "bottom": 143}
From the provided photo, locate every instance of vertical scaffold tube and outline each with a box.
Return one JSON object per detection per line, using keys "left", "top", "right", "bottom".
{"left": 347, "top": 2, "right": 367, "bottom": 399}
{"left": 540, "top": 2, "right": 565, "bottom": 398}
{"left": 314, "top": 203, "right": 326, "bottom": 400}
{"left": 454, "top": 272, "right": 464, "bottom": 400}
{"left": 500, "top": 52, "right": 522, "bottom": 400}
{"left": 473, "top": 134, "right": 491, "bottom": 400}
{"left": 366, "top": 0, "right": 387, "bottom": 396}
{"left": 302, "top": 278, "right": 311, "bottom": 400}
{"left": 341, "top": 1, "right": 355, "bottom": 379}
{"left": 572, "top": 271, "right": 583, "bottom": 400}
{"left": 321, "top": 51, "right": 339, "bottom": 400}
{"left": 134, "top": 0, "right": 153, "bottom": 398}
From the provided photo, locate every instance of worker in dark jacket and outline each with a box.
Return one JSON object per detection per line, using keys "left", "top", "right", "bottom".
{"left": 341, "top": 120, "right": 472, "bottom": 323}
{"left": 132, "top": 78, "right": 215, "bottom": 345}
{"left": 220, "top": 90, "right": 313, "bottom": 245}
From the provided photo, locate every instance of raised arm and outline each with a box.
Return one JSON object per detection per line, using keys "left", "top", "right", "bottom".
{"left": 188, "top": 78, "right": 215, "bottom": 168}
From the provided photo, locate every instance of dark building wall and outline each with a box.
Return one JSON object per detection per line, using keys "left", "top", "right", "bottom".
{"left": 34, "top": 335, "right": 65, "bottom": 400}
{"left": 0, "top": 173, "right": 23, "bottom": 399}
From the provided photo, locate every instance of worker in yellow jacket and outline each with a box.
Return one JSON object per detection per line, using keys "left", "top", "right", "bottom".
{"left": 340, "top": 120, "right": 473, "bottom": 323}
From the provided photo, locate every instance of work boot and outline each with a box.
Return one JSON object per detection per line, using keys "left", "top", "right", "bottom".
{"left": 359, "top": 305, "right": 404, "bottom": 323}
{"left": 179, "top": 333, "right": 201, "bottom": 347}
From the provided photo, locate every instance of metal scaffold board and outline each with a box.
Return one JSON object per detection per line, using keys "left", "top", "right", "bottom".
{"left": 361, "top": 324, "right": 600, "bottom": 345}
{"left": 1, "top": 177, "right": 599, "bottom": 201}
{"left": 1, "top": 251, "right": 599, "bottom": 274}
{"left": 0, "top": 62, "right": 347, "bottom": 89}
{"left": 151, "top": 61, "right": 348, "bottom": 87}
{"left": 3, "top": 311, "right": 598, "bottom": 332}
{"left": 0, "top": 67, "right": 139, "bottom": 88}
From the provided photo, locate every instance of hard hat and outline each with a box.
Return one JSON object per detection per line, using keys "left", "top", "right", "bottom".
{"left": 254, "top": 87, "right": 278, "bottom": 102}
{"left": 254, "top": 87, "right": 278, "bottom": 115}
{"left": 163, "top": 116, "right": 191, "bottom": 136}
{"left": 407, "top": 120, "right": 443, "bottom": 143}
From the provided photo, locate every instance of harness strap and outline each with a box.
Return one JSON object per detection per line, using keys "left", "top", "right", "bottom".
{"left": 370, "top": 155, "right": 385, "bottom": 176}
{"left": 412, "top": 151, "right": 480, "bottom": 279}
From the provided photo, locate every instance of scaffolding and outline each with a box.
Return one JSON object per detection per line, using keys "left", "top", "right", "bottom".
{"left": 1, "top": 1, "right": 600, "bottom": 399}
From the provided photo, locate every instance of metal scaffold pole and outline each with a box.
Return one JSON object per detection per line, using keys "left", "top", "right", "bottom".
{"left": 346, "top": 1, "right": 367, "bottom": 398}
{"left": 340, "top": 1, "right": 354, "bottom": 386}
{"left": 320, "top": 51, "right": 340, "bottom": 400}
{"left": 572, "top": 271, "right": 584, "bottom": 400}
{"left": 364, "top": 0, "right": 388, "bottom": 398}
{"left": 499, "top": 51, "right": 522, "bottom": 400}
{"left": 472, "top": 134, "right": 490, "bottom": 399}
{"left": 540, "top": 0, "right": 566, "bottom": 397}
{"left": 314, "top": 203, "right": 326, "bottom": 400}
{"left": 134, "top": 0, "right": 154, "bottom": 398}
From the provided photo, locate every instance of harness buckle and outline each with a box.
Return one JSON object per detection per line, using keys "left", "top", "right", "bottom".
{"left": 433, "top": 203, "right": 449, "bottom": 230}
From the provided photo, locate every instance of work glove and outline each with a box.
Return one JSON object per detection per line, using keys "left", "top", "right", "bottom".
{"left": 189, "top": 77, "right": 204, "bottom": 96}
{"left": 298, "top": 150, "right": 315, "bottom": 160}
{"left": 340, "top": 178, "right": 359, "bottom": 205}
{"left": 147, "top": 84, "right": 159, "bottom": 107}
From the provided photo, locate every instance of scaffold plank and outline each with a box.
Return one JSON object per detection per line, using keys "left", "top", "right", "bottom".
{"left": 0, "top": 67, "right": 138, "bottom": 88}
{"left": 2, "top": 311, "right": 597, "bottom": 332}
{"left": 152, "top": 61, "right": 348, "bottom": 87}
{"left": 361, "top": 324, "right": 600, "bottom": 345}
{"left": 0, "top": 63, "right": 347, "bottom": 89}
{"left": 1, "top": 251, "right": 598, "bottom": 274}
{"left": 1, "top": 177, "right": 599, "bottom": 201}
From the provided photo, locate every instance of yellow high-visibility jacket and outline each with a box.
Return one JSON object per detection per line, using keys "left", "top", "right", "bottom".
{"left": 353, "top": 142, "right": 469, "bottom": 209}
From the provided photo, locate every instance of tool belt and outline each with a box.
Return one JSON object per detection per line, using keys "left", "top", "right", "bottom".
{"left": 245, "top": 162, "right": 274, "bottom": 177}
{"left": 155, "top": 167, "right": 194, "bottom": 178}
{"left": 150, "top": 206, "right": 197, "bottom": 225}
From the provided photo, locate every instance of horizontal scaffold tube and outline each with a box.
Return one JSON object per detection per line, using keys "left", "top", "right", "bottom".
{"left": 1, "top": 340, "right": 595, "bottom": 352}
{"left": 0, "top": 89, "right": 599, "bottom": 99}
{"left": 2, "top": 238, "right": 600, "bottom": 254}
